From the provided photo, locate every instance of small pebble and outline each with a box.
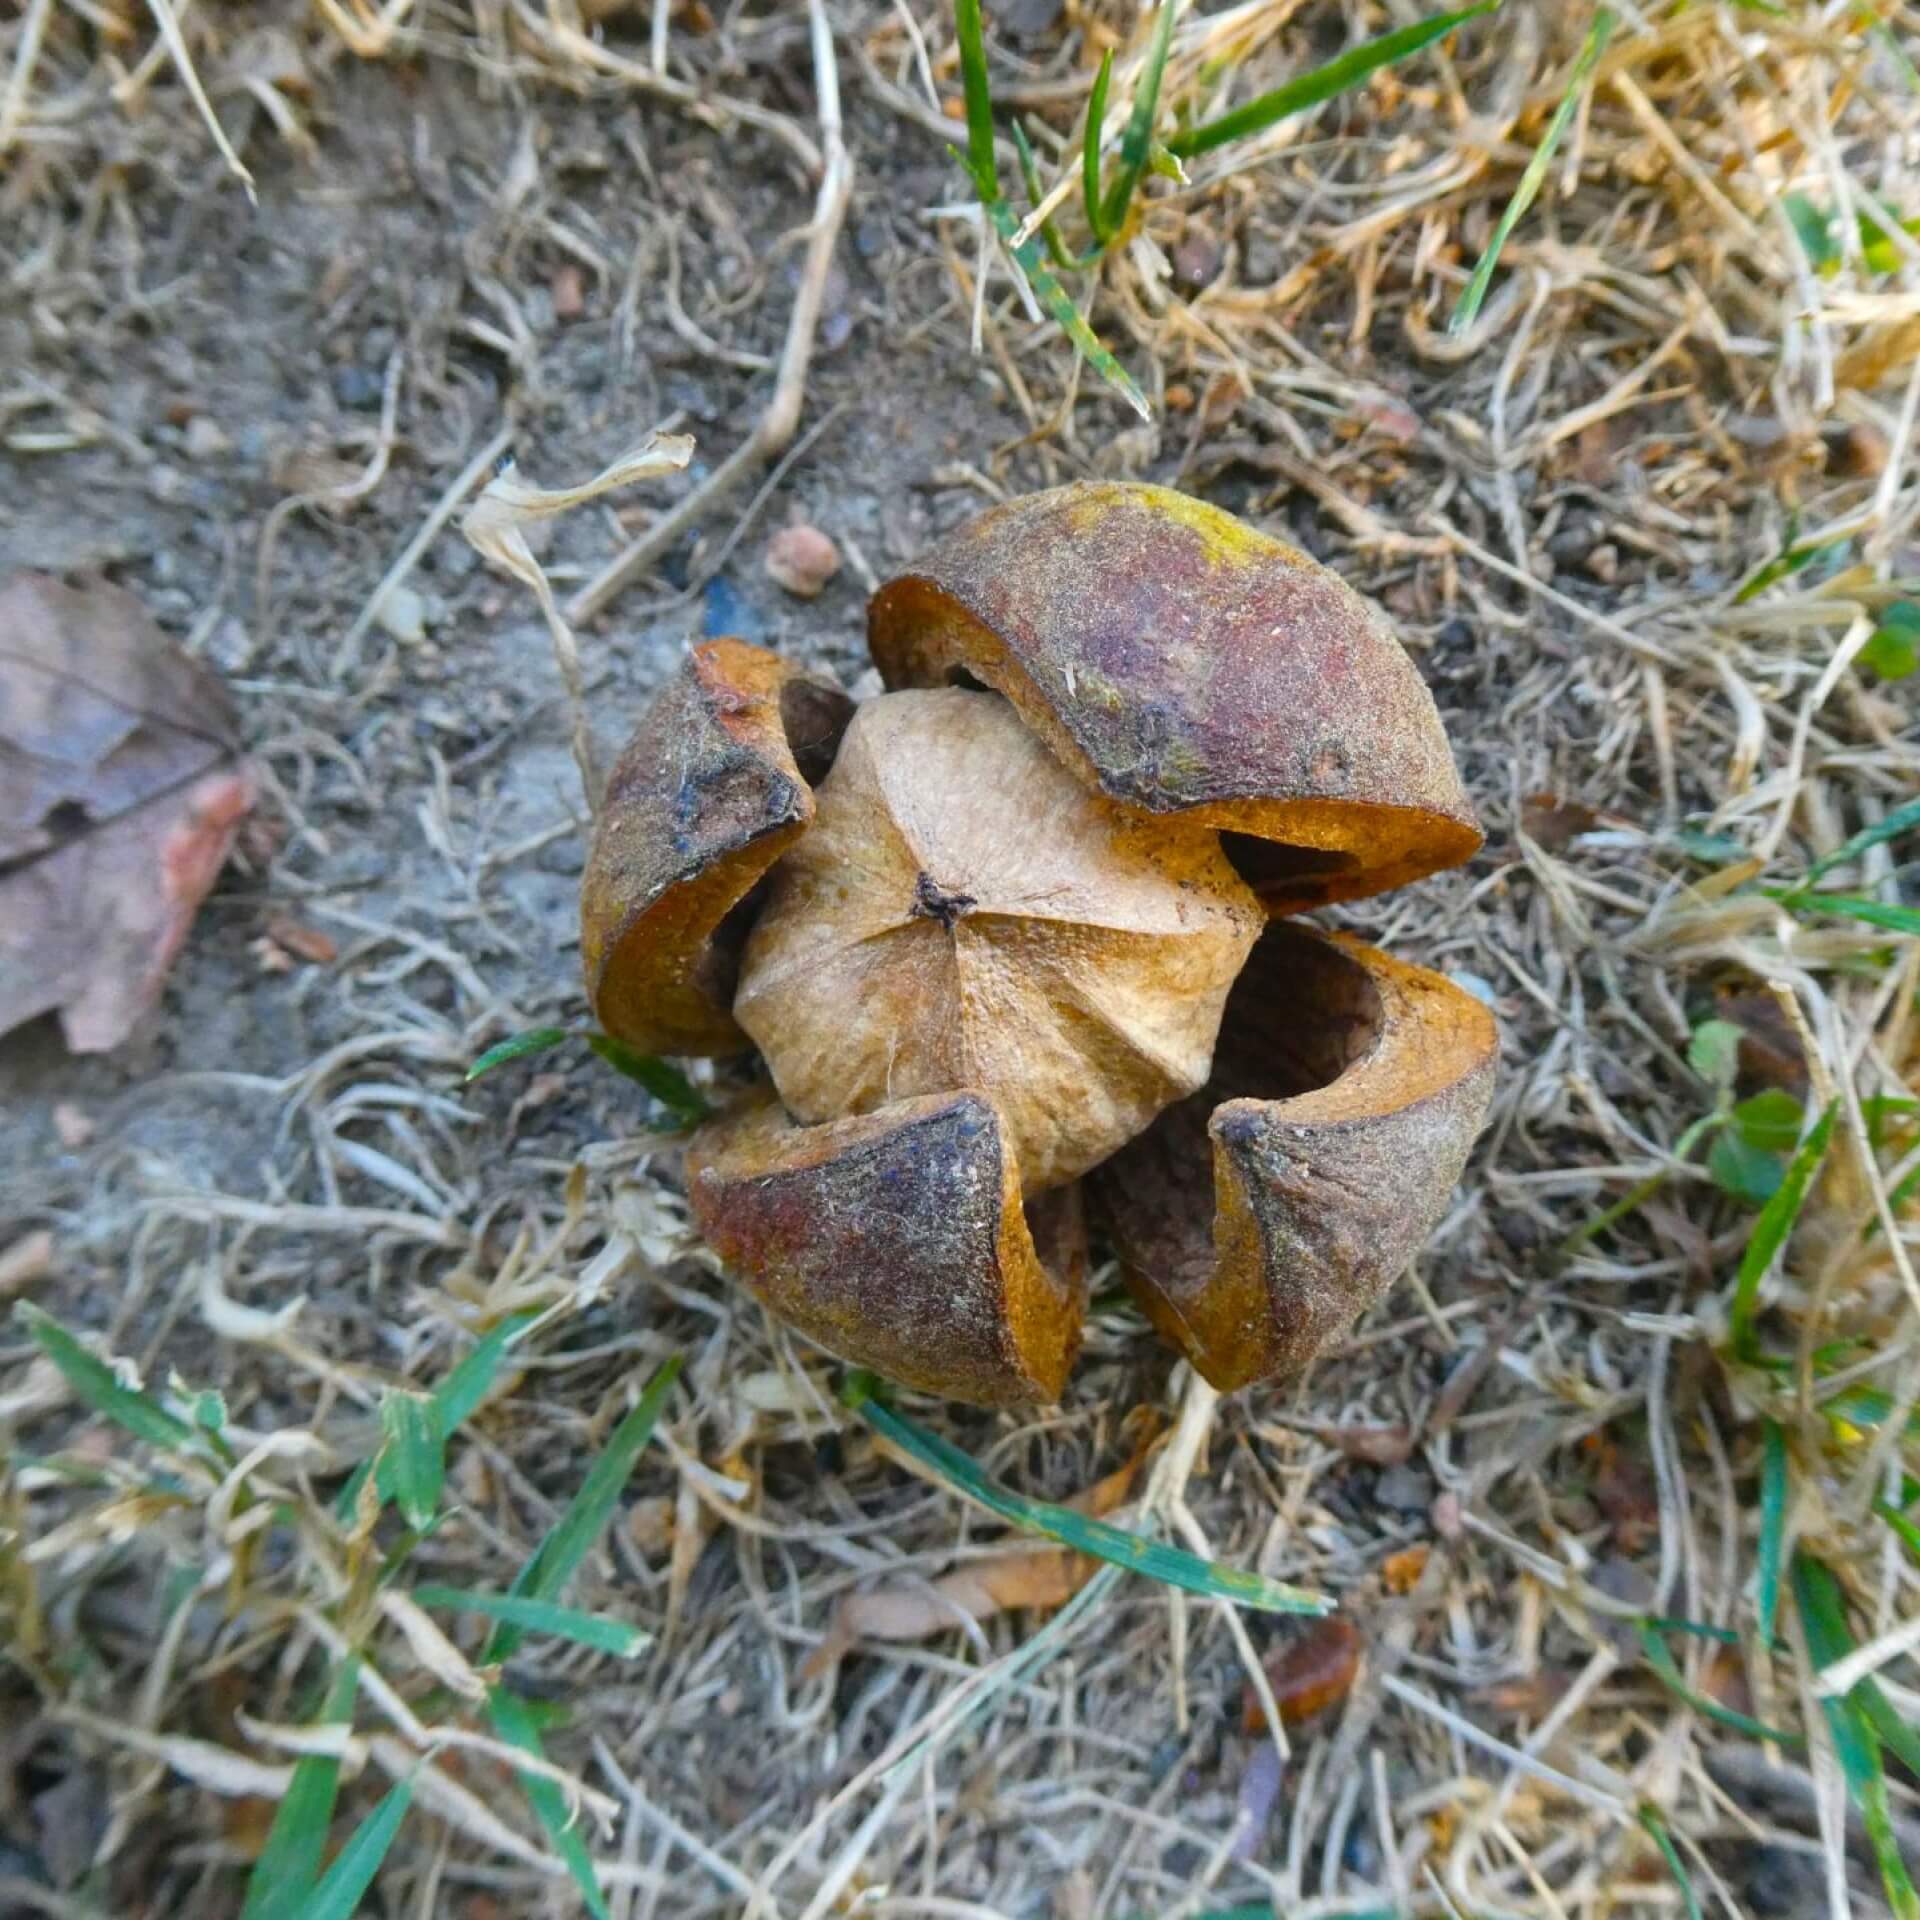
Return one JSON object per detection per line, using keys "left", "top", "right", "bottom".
{"left": 1171, "top": 231, "right": 1222, "bottom": 295}
{"left": 333, "top": 365, "right": 383, "bottom": 411}
{"left": 1584, "top": 541, "right": 1620, "bottom": 583}
{"left": 374, "top": 585, "right": 427, "bottom": 645}
{"left": 765, "top": 524, "right": 841, "bottom": 599}
{"left": 183, "top": 416, "right": 230, "bottom": 460}
{"left": 1449, "top": 969, "right": 1499, "bottom": 1009}
{"left": 551, "top": 263, "right": 586, "bottom": 321}
{"left": 1374, "top": 1464, "right": 1431, "bottom": 1513}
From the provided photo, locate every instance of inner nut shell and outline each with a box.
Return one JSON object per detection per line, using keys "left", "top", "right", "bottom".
{"left": 733, "top": 686, "right": 1263, "bottom": 1194}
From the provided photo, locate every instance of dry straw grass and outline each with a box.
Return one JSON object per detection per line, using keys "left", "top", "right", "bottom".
{"left": 3, "top": 0, "right": 1919, "bottom": 1916}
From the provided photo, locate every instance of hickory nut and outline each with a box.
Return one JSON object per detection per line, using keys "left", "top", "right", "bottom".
{"left": 582, "top": 482, "right": 1496, "bottom": 1406}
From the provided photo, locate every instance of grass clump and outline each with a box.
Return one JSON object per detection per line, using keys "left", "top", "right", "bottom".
{"left": 942, "top": 0, "right": 1496, "bottom": 413}
{"left": 9, "top": 1299, "right": 680, "bottom": 1920}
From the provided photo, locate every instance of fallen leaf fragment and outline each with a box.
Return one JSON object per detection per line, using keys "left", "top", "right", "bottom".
{"left": 1585, "top": 1428, "right": 1660, "bottom": 1556}
{"left": 1242, "top": 1617, "right": 1363, "bottom": 1732}
{"left": 0, "top": 1230, "right": 55, "bottom": 1295}
{"left": 0, "top": 573, "right": 257, "bottom": 1052}
{"left": 263, "top": 914, "right": 338, "bottom": 965}
{"left": 803, "top": 1438, "right": 1149, "bottom": 1678}
{"left": 1380, "top": 1544, "right": 1430, "bottom": 1594}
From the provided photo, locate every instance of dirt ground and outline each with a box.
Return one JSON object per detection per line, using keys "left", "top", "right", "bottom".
{"left": 4, "top": 3, "right": 1919, "bottom": 1917}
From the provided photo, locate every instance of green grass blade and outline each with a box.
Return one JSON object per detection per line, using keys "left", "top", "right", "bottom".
{"left": 240, "top": 1656, "right": 361, "bottom": 1920}
{"left": 1166, "top": 2, "right": 1494, "bottom": 160}
{"left": 1638, "top": 1807, "right": 1703, "bottom": 1920}
{"left": 952, "top": 0, "right": 999, "bottom": 196}
{"left": 1082, "top": 48, "right": 1113, "bottom": 243}
{"left": 300, "top": 1773, "right": 414, "bottom": 1920}
{"left": 1010, "top": 121, "right": 1074, "bottom": 269}
{"left": 1860, "top": 1679, "right": 1920, "bottom": 1780}
{"left": 1726, "top": 1100, "right": 1837, "bottom": 1362}
{"left": 1756, "top": 1418, "right": 1788, "bottom": 1646}
{"left": 1783, "top": 191, "right": 1839, "bottom": 274}
{"left": 583, "top": 1036, "right": 709, "bottom": 1126}
{"left": 1733, "top": 534, "right": 1850, "bottom": 603}
{"left": 1775, "top": 892, "right": 1920, "bottom": 938}
{"left": 1823, "top": 1385, "right": 1920, "bottom": 1440}
{"left": 1634, "top": 1621, "right": 1803, "bottom": 1746}
{"left": 845, "top": 1377, "right": 1328, "bottom": 1614}
{"left": 982, "top": 197, "right": 1149, "bottom": 418}
{"left": 434, "top": 1310, "right": 538, "bottom": 1433}
{"left": 1875, "top": 1499, "right": 1920, "bottom": 1562}
{"left": 1640, "top": 1614, "right": 1749, "bottom": 1647}
{"left": 1794, "top": 1554, "right": 1920, "bottom": 1920}
{"left": 1450, "top": 5, "right": 1614, "bottom": 335}
{"left": 467, "top": 1026, "right": 571, "bottom": 1081}
{"left": 379, "top": 1391, "right": 445, "bottom": 1531}
{"left": 488, "top": 1685, "right": 609, "bottom": 1920}
{"left": 15, "top": 1303, "right": 200, "bottom": 1455}
{"left": 487, "top": 1356, "right": 683, "bottom": 1663}
{"left": 1099, "top": 0, "right": 1179, "bottom": 235}
{"left": 1556, "top": 1110, "right": 1722, "bottom": 1261}
{"left": 414, "top": 1587, "right": 650, "bottom": 1658}
{"left": 336, "top": 1312, "right": 537, "bottom": 1524}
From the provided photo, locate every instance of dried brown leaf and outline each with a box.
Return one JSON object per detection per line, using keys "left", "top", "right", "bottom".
{"left": 263, "top": 915, "right": 338, "bottom": 965}
{"left": 804, "top": 1442, "right": 1147, "bottom": 1676}
{"left": 0, "top": 1229, "right": 55, "bottom": 1296}
{"left": 0, "top": 574, "right": 256, "bottom": 1052}
{"left": 1242, "top": 1617, "right": 1363, "bottom": 1732}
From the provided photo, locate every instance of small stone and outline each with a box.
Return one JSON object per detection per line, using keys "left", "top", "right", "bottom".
{"left": 551, "top": 263, "right": 586, "bottom": 320}
{"left": 204, "top": 616, "right": 256, "bottom": 673}
{"left": 1495, "top": 1208, "right": 1541, "bottom": 1252}
{"left": 1374, "top": 1464, "right": 1431, "bottom": 1512}
{"left": 374, "top": 585, "right": 427, "bottom": 644}
{"left": 1171, "top": 230, "right": 1221, "bottom": 295}
{"left": 183, "top": 416, "right": 230, "bottom": 460}
{"left": 1584, "top": 541, "right": 1619, "bottom": 583}
{"left": 52, "top": 1103, "right": 94, "bottom": 1148}
{"left": 431, "top": 538, "right": 478, "bottom": 582}
{"left": 333, "top": 365, "right": 383, "bottom": 411}
{"left": 765, "top": 524, "right": 841, "bottom": 599}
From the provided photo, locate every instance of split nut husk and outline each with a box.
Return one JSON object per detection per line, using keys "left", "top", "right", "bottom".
{"left": 583, "top": 481, "right": 1495, "bottom": 1405}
